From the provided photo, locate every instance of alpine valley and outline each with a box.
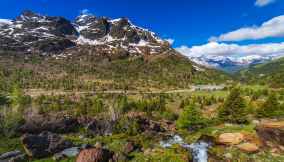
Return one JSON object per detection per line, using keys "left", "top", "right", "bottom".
{"left": 0, "top": 10, "right": 284, "bottom": 162}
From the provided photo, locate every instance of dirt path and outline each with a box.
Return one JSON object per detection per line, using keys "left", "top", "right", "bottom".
{"left": 25, "top": 89, "right": 195, "bottom": 97}
{"left": 25, "top": 85, "right": 225, "bottom": 97}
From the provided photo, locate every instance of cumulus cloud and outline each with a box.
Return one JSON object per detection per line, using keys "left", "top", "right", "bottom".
{"left": 165, "top": 38, "right": 175, "bottom": 45}
{"left": 176, "top": 42, "right": 284, "bottom": 57}
{"left": 210, "top": 15, "right": 284, "bottom": 42}
{"left": 255, "top": 0, "right": 276, "bottom": 7}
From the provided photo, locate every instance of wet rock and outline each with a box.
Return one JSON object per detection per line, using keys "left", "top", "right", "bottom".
{"left": 21, "top": 132, "right": 73, "bottom": 158}
{"left": 76, "top": 148, "right": 114, "bottom": 162}
{"left": 8, "top": 154, "right": 28, "bottom": 162}
{"left": 217, "top": 133, "right": 244, "bottom": 145}
{"left": 20, "top": 114, "right": 79, "bottom": 134}
{"left": 237, "top": 142, "right": 259, "bottom": 153}
{"left": 198, "top": 135, "right": 216, "bottom": 145}
{"left": 0, "top": 150, "right": 27, "bottom": 162}
{"left": 0, "top": 151, "right": 22, "bottom": 160}
{"left": 53, "top": 147, "right": 81, "bottom": 160}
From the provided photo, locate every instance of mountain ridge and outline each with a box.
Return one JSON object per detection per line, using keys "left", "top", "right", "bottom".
{"left": 0, "top": 10, "right": 231, "bottom": 91}
{"left": 0, "top": 10, "right": 170, "bottom": 55}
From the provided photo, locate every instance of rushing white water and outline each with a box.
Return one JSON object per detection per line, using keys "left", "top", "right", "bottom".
{"left": 187, "top": 142, "right": 209, "bottom": 162}
{"left": 160, "top": 135, "right": 210, "bottom": 162}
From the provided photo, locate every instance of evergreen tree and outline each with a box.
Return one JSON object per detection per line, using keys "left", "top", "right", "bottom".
{"left": 256, "top": 92, "right": 280, "bottom": 118}
{"left": 218, "top": 87, "right": 248, "bottom": 124}
{"left": 176, "top": 103, "right": 207, "bottom": 131}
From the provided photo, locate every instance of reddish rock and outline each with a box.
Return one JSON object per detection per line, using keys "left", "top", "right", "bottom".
{"left": 237, "top": 143, "right": 259, "bottom": 153}
{"left": 76, "top": 148, "right": 114, "bottom": 162}
{"left": 217, "top": 133, "right": 244, "bottom": 145}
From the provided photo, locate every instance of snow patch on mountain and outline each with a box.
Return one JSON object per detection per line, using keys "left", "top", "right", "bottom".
{"left": 0, "top": 19, "right": 12, "bottom": 26}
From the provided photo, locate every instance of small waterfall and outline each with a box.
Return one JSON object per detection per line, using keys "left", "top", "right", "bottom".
{"left": 187, "top": 141, "right": 209, "bottom": 162}
{"left": 160, "top": 135, "right": 210, "bottom": 162}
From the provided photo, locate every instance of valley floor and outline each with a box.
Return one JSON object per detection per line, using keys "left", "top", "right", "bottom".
{"left": 1, "top": 84, "right": 284, "bottom": 162}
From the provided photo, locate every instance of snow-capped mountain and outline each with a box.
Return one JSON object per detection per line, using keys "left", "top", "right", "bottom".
{"left": 0, "top": 10, "right": 170, "bottom": 55}
{"left": 188, "top": 54, "right": 274, "bottom": 72}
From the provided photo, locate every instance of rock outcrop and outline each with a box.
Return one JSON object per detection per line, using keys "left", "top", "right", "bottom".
{"left": 256, "top": 120, "right": 284, "bottom": 147}
{"left": 19, "top": 114, "right": 78, "bottom": 134}
{"left": 0, "top": 10, "right": 170, "bottom": 56}
{"left": 21, "top": 132, "right": 73, "bottom": 158}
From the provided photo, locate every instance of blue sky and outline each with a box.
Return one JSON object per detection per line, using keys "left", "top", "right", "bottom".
{"left": 0, "top": 0, "right": 284, "bottom": 58}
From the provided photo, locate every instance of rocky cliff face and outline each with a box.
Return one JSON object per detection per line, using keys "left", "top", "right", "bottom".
{"left": 0, "top": 10, "right": 170, "bottom": 56}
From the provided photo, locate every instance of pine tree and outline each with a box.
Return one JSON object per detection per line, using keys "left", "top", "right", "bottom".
{"left": 176, "top": 103, "right": 207, "bottom": 131}
{"left": 256, "top": 92, "right": 280, "bottom": 118}
{"left": 218, "top": 87, "right": 248, "bottom": 124}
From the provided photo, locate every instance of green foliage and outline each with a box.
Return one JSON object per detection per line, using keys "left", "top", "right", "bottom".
{"left": 114, "top": 95, "right": 131, "bottom": 114}
{"left": 0, "top": 136, "right": 22, "bottom": 154}
{"left": 239, "top": 57, "right": 284, "bottom": 88}
{"left": 130, "top": 95, "right": 166, "bottom": 115}
{"left": 0, "top": 93, "right": 8, "bottom": 106}
{"left": 176, "top": 103, "right": 208, "bottom": 131}
{"left": 10, "top": 85, "right": 31, "bottom": 111}
{"left": 256, "top": 92, "right": 283, "bottom": 118}
{"left": 114, "top": 117, "right": 141, "bottom": 136}
{"left": 0, "top": 107, "right": 25, "bottom": 137}
{"left": 218, "top": 87, "right": 248, "bottom": 124}
{"left": 77, "top": 96, "right": 105, "bottom": 116}
{"left": 0, "top": 53, "right": 231, "bottom": 91}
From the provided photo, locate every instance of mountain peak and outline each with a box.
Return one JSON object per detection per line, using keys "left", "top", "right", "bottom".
{"left": 0, "top": 10, "right": 170, "bottom": 56}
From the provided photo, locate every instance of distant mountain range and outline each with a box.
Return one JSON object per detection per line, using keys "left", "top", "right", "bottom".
{"left": 186, "top": 54, "right": 276, "bottom": 73}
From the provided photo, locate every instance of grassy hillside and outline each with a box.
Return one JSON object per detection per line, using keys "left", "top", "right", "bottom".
{"left": 0, "top": 49, "right": 231, "bottom": 92}
{"left": 238, "top": 57, "right": 284, "bottom": 88}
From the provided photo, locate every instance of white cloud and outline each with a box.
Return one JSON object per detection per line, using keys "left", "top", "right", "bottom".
{"left": 255, "top": 0, "right": 275, "bottom": 7}
{"left": 80, "top": 9, "right": 91, "bottom": 15}
{"left": 165, "top": 38, "right": 174, "bottom": 45}
{"left": 210, "top": 15, "right": 284, "bottom": 42}
{"left": 176, "top": 42, "right": 284, "bottom": 58}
